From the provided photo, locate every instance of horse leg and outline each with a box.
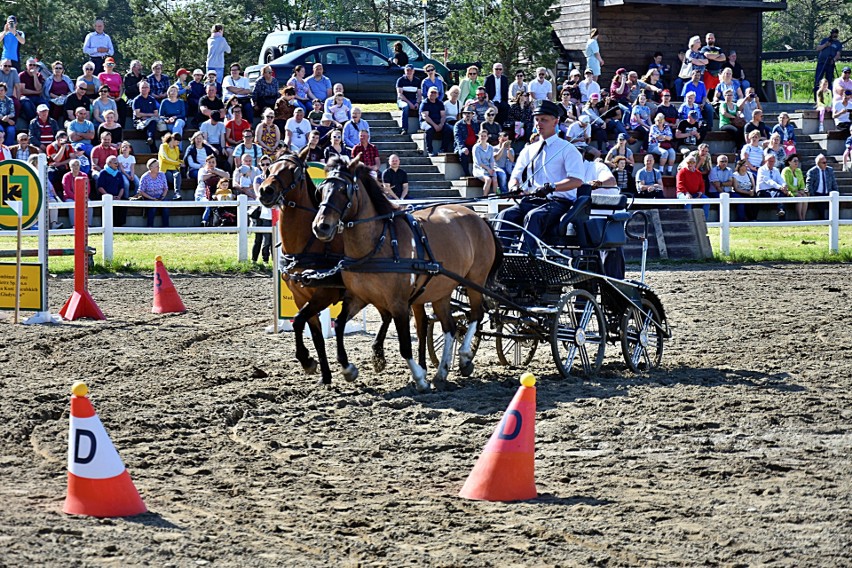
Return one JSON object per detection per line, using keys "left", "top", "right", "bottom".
{"left": 336, "top": 296, "right": 367, "bottom": 382}
{"left": 394, "top": 311, "right": 430, "bottom": 393}
{"left": 458, "top": 289, "right": 485, "bottom": 378}
{"left": 292, "top": 303, "right": 322, "bottom": 376}
{"left": 372, "top": 309, "right": 391, "bottom": 373}
{"left": 412, "top": 304, "right": 429, "bottom": 372}
{"left": 430, "top": 298, "right": 457, "bottom": 388}
{"left": 305, "top": 315, "right": 334, "bottom": 385}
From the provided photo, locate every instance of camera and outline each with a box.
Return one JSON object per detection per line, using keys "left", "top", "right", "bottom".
{"left": 749, "top": 93, "right": 756, "bottom": 99}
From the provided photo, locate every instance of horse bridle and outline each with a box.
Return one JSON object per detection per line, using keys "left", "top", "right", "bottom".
{"left": 268, "top": 154, "right": 308, "bottom": 209}
{"left": 317, "top": 166, "right": 359, "bottom": 223}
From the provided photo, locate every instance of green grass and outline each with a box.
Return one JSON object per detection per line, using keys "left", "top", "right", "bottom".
{"left": 3, "top": 226, "right": 851, "bottom": 274}
{"left": 708, "top": 225, "right": 852, "bottom": 262}
{"left": 0, "top": 234, "right": 268, "bottom": 275}
{"left": 360, "top": 103, "right": 398, "bottom": 113}
{"left": 762, "top": 60, "right": 851, "bottom": 104}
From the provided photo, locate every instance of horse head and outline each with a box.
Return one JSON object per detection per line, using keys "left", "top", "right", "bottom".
{"left": 257, "top": 148, "right": 314, "bottom": 209}
{"left": 312, "top": 155, "right": 364, "bottom": 242}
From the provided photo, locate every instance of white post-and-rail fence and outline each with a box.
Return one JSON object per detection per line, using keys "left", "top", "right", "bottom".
{"left": 1, "top": 192, "right": 850, "bottom": 259}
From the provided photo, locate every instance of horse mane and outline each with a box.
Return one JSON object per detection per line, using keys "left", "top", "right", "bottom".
{"left": 327, "top": 155, "right": 399, "bottom": 217}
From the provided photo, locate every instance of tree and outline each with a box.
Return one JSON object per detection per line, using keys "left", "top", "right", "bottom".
{"left": 763, "top": 0, "right": 851, "bottom": 52}
{"left": 16, "top": 0, "right": 106, "bottom": 70}
{"left": 445, "top": 0, "right": 557, "bottom": 71}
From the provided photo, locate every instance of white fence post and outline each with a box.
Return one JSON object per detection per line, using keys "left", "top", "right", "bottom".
{"left": 487, "top": 198, "right": 499, "bottom": 218}
{"left": 102, "top": 194, "right": 114, "bottom": 262}
{"left": 828, "top": 191, "right": 840, "bottom": 254}
{"left": 719, "top": 193, "right": 730, "bottom": 255}
{"left": 237, "top": 194, "right": 248, "bottom": 262}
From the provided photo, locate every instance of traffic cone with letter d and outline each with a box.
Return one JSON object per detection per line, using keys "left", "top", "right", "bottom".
{"left": 152, "top": 255, "right": 186, "bottom": 314}
{"left": 459, "top": 372, "right": 537, "bottom": 501}
{"left": 63, "top": 381, "right": 147, "bottom": 517}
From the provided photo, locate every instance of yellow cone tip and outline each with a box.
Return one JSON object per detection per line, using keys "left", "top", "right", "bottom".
{"left": 520, "top": 373, "right": 536, "bottom": 387}
{"left": 155, "top": 255, "right": 162, "bottom": 262}
{"left": 71, "top": 381, "right": 89, "bottom": 397}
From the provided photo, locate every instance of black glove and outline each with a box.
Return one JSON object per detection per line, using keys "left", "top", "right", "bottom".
{"left": 534, "top": 183, "right": 555, "bottom": 198}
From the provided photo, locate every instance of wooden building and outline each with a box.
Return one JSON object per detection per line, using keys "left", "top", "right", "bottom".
{"left": 552, "top": 0, "right": 786, "bottom": 91}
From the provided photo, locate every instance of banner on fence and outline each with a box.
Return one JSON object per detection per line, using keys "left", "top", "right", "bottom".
{"left": 0, "top": 262, "right": 44, "bottom": 311}
{"left": 277, "top": 275, "right": 342, "bottom": 320}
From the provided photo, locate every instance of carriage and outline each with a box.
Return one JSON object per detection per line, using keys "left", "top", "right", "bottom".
{"left": 426, "top": 192, "right": 671, "bottom": 378}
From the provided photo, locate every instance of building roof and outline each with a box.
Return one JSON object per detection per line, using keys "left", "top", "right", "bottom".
{"left": 597, "top": 0, "right": 786, "bottom": 10}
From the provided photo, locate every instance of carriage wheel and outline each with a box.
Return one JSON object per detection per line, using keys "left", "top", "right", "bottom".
{"left": 426, "top": 316, "right": 480, "bottom": 369}
{"left": 550, "top": 290, "right": 606, "bottom": 378}
{"left": 495, "top": 314, "right": 538, "bottom": 367}
{"left": 620, "top": 298, "right": 664, "bottom": 372}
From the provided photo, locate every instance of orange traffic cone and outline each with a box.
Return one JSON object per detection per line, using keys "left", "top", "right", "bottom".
{"left": 459, "top": 373, "right": 537, "bottom": 501}
{"left": 152, "top": 255, "right": 186, "bottom": 314}
{"left": 63, "top": 381, "right": 147, "bottom": 517}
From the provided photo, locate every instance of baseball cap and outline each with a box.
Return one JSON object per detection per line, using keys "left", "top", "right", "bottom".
{"left": 616, "top": 68, "right": 626, "bottom": 75}
{"left": 584, "top": 69, "right": 593, "bottom": 75}
{"left": 104, "top": 57, "right": 115, "bottom": 64}
{"left": 844, "top": 67, "right": 852, "bottom": 74}
{"left": 461, "top": 108, "right": 475, "bottom": 114}
{"left": 578, "top": 115, "right": 590, "bottom": 125}
{"left": 688, "top": 110, "right": 700, "bottom": 119}
{"left": 617, "top": 133, "right": 627, "bottom": 141}
{"left": 661, "top": 89, "right": 671, "bottom": 96}
{"left": 590, "top": 93, "right": 600, "bottom": 100}
{"left": 428, "top": 86, "right": 439, "bottom": 94}
{"left": 176, "top": 68, "right": 190, "bottom": 77}
{"left": 321, "top": 112, "right": 333, "bottom": 122}
{"left": 404, "top": 64, "right": 414, "bottom": 70}
{"left": 570, "top": 69, "right": 580, "bottom": 77}
{"left": 6, "top": 15, "right": 16, "bottom": 23}
{"left": 37, "top": 103, "right": 49, "bottom": 112}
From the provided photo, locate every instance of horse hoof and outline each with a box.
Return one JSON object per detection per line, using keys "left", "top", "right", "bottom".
{"left": 303, "top": 358, "right": 318, "bottom": 375}
{"left": 459, "top": 360, "right": 475, "bottom": 378}
{"left": 315, "top": 377, "right": 332, "bottom": 387}
{"left": 342, "top": 363, "right": 359, "bottom": 382}
{"left": 372, "top": 355, "right": 387, "bottom": 373}
{"left": 413, "top": 376, "right": 431, "bottom": 393}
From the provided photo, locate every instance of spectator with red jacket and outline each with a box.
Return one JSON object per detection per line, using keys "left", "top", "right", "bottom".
{"left": 676, "top": 152, "right": 710, "bottom": 219}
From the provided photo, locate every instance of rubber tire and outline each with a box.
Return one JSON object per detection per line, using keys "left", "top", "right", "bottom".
{"left": 620, "top": 298, "right": 664, "bottom": 372}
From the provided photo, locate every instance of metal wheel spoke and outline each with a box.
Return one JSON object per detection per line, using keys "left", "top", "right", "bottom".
{"left": 578, "top": 346, "right": 591, "bottom": 374}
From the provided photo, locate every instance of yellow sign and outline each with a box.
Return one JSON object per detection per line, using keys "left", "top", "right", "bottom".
{"left": 0, "top": 160, "right": 43, "bottom": 230}
{"left": 0, "top": 263, "right": 44, "bottom": 311}
{"left": 277, "top": 275, "right": 342, "bottom": 320}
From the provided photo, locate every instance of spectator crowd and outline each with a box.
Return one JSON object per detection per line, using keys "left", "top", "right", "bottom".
{"left": 0, "top": 15, "right": 842, "bottom": 243}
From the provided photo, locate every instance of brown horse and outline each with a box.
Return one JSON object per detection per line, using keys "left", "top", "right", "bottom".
{"left": 312, "top": 156, "right": 501, "bottom": 392}
{"left": 257, "top": 149, "right": 391, "bottom": 384}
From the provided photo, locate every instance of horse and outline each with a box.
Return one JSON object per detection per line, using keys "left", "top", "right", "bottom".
{"left": 312, "top": 155, "right": 501, "bottom": 392}
{"left": 257, "top": 148, "right": 391, "bottom": 385}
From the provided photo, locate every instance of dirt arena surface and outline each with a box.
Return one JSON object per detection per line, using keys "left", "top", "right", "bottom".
{"left": 0, "top": 263, "right": 850, "bottom": 567}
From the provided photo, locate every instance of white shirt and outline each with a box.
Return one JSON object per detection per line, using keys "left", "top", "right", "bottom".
{"left": 509, "top": 81, "right": 527, "bottom": 100}
{"left": 285, "top": 117, "right": 309, "bottom": 151}
{"left": 529, "top": 79, "right": 553, "bottom": 102}
{"left": 492, "top": 75, "right": 504, "bottom": 103}
{"left": 832, "top": 78, "right": 852, "bottom": 102}
{"left": 579, "top": 80, "right": 601, "bottom": 103}
{"left": 832, "top": 99, "right": 852, "bottom": 124}
{"left": 510, "top": 133, "right": 584, "bottom": 199}
{"left": 566, "top": 122, "right": 590, "bottom": 147}
{"left": 222, "top": 76, "right": 250, "bottom": 102}
{"left": 756, "top": 164, "right": 785, "bottom": 190}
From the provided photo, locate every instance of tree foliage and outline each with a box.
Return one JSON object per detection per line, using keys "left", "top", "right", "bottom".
{"left": 445, "top": 0, "right": 557, "bottom": 71}
{"left": 763, "top": 0, "right": 851, "bottom": 51}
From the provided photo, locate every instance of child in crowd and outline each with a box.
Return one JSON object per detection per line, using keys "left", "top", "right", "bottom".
{"left": 613, "top": 156, "right": 630, "bottom": 193}
{"left": 327, "top": 93, "right": 350, "bottom": 125}
{"left": 843, "top": 136, "right": 852, "bottom": 172}
{"left": 308, "top": 99, "right": 324, "bottom": 127}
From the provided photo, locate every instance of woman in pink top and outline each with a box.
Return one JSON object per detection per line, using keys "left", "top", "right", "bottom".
{"left": 62, "top": 159, "right": 93, "bottom": 227}
{"left": 97, "top": 57, "right": 127, "bottom": 126}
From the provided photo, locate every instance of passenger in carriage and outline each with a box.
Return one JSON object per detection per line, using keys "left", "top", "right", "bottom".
{"left": 496, "top": 99, "right": 584, "bottom": 254}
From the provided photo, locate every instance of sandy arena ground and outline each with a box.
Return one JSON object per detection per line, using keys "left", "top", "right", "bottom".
{"left": 0, "top": 263, "right": 850, "bottom": 567}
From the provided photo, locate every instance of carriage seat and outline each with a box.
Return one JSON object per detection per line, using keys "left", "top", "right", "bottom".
{"left": 552, "top": 193, "right": 629, "bottom": 249}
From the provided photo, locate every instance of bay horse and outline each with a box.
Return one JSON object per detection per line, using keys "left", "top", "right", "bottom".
{"left": 312, "top": 156, "right": 501, "bottom": 392}
{"left": 257, "top": 149, "right": 391, "bottom": 385}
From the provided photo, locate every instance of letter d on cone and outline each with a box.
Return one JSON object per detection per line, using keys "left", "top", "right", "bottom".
{"left": 459, "top": 373, "right": 537, "bottom": 501}
{"left": 63, "top": 381, "right": 147, "bottom": 517}
{"left": 152, "top": 255, "right": 186, "bottom": 314}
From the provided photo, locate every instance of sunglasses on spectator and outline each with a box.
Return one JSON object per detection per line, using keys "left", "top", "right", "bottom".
{"left": 1, "top": 65, "right": 10, "bottom": 68}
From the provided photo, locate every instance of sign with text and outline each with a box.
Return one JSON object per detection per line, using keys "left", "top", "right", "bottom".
{"left": 0, "top": 160, "right": 43, "bottom": 230}
{"left": 278, "top": 275, "right": 342, "bottom": 320}
{"left": 0, "top": 263, "right": 44, "bottom": 311}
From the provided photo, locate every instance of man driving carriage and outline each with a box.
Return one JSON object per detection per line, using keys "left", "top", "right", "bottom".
{"left": 496, "top": 99, "right": 585, "bottom": 254}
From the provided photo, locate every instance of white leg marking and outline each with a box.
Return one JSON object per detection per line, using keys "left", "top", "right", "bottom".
{"left": 407, "top": 358, "right": 430, "bottom": 392}
{"left": 410, "top": 237, "right": 417, "bottom": 286}
{"left": 458, "top": 320, "right": 478, "bottom": 365}
{"left": 435, "top": 332, "right": 455, "bottom": 382}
